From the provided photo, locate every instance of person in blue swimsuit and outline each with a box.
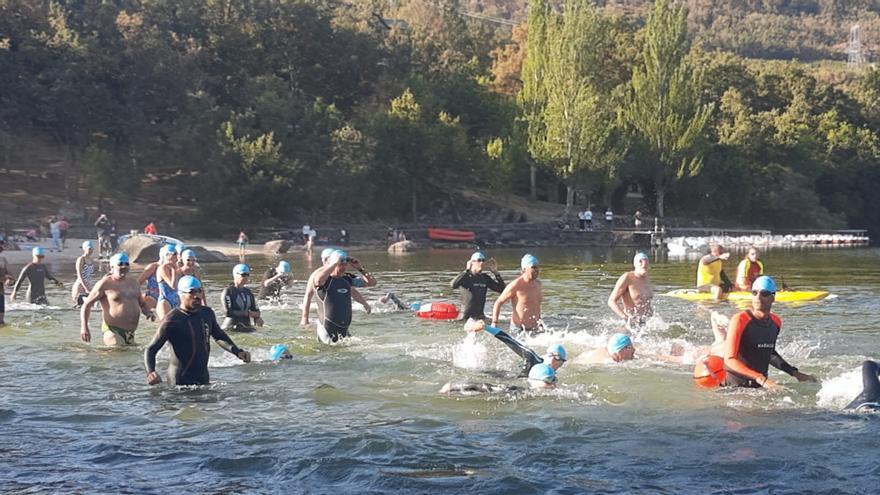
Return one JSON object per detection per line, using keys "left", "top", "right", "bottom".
{"left": 155, "top": 245, "right": 181, "bottom": 320}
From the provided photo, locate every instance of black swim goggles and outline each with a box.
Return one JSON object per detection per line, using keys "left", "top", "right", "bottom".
{"left": 751, "top": 290, "right": 775, "bottom": 297}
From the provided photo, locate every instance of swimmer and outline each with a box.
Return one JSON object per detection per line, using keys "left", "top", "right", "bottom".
{"left": 71, "top": 240, "right": 96, "bottom": 308}
{"left": 258, "top": 260, "right": 293, "bottom": 301}
{"left": 220, "top": 264, "right": 263, "bottom": 332}
{"left": 137, "top": 255, "right": 161, "bottom": 311}
{"left": 451, "top": 251, "right": 506, "bottom": 321}
{"left": 491, "top": 254, "right": 543, "bottom": 334}
{"left": 300, "top": 249, "right": 374, "bottom": 326}
{"left": 378, "top": 292, "right": 410, "bottom": 311}
{"left": 845, "top": 360, "right": 880, "bottom": 412}
{"left": 464, "top": 318, "right": 566, "bottom": 376}
{"left": 80, "top": 253, "right": 155, "bottom": 346}
{"left": 155, "top": 245, "right": 181, "bottom": 320}
{"left": 11, "top": 247, "right": 62, "bottom": 305}
{"left": 607, "top": 252, "right": 653, "bottom": 327}
{"left": 0, "top": 241, "right": 14, "bottom": 324}
{"left": 439, "top": 363, "right": 559, "bottom": 394}
{"left": 179, "top": 249, "right": 203, "bottom": 280}
{"left": 573, "top": 333, "right": 636, "bottom": 365}
{"left": 722, "top": 276, "right": 816, "bottom": 389}
{"left": 308, "top": 250, "right": 370, "bottom": 343}
{"left": 268, "top": 344, "right": 293, "bottom": 362}
{"left": 144, "top": 276, "right": 251, "bottom": 386}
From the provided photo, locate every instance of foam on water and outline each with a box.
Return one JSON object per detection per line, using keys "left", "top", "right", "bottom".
{"left": 816, "top": 367, "right": 863, "bottom": 409}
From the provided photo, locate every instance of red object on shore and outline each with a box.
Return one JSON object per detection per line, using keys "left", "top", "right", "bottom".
{"left": 415, "top": 302, "right": 460, "bottom": 320}
{"left": 427, "top": 228, "right": 475, "bottom": 242}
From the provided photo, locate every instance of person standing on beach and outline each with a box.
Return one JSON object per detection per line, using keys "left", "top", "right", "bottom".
{"left": 80, "top": 253, "right": 155, "bottom": 346}
{"left": 607, "top": 252, "right": 654, "bottom": 328}
{"left": 0, "top": 241, "right": 15, "bottom": 325}
{"left": 451, "top": 251, "right": 505, "bottom": 321}
{"left": 237, "top": 231, "right": 248, "bottom": 256}
{"left": 49, "top": 216, "right": 62, "bottom": 252}
{"left": 144, "top": 221, "right": 157, "bottom": 235}
{"left": 144, "top": 276, "right": 251, "bottom": 386}
{"left": 491, "top": 254, "right": 543, "bottom": 334}
{"left": 71, "top": 241, "right": 96, "bottom": 308}
{"left": 11, "top": 247, "right": 63, "bottom": 305}
{"left": 58, "top": 217, "right": 69, "bottom": 249}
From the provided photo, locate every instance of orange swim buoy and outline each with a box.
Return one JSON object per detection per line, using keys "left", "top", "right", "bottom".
{"left": 415, "top": 302, "right": 460, "bottom": 320}
{"left": 693, "top": 355, "right": 727, "bottom": 388}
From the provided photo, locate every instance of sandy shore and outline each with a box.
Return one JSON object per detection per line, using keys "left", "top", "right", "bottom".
{"left": 0, "top": 237, "right": 272, "bottom": 265}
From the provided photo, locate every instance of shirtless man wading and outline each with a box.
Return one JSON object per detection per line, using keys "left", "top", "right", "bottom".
{"left": 607, "top": 252, "right": 654, "bottom": 328}
{"left": 491, "top": 254, "right": 543, "bottom": 333}
{"left": 80, "top": 253, "right": 155, "bottom": 346}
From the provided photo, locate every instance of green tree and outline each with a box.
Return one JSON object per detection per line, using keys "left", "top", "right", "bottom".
{"left": 623, "top": 0, "right": 713, "bottom": 219}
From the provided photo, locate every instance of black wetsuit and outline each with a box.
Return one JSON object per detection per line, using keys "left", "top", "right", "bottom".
{"left": 144, "top": 306, "right": 244, "bottom": 386}
{"left": 12, "top": 262, "right": 59, "bottom": 304}
{"left": 258, "top": 268, "right": 289, "bottom": 300}
{"left": 845, "top": 360, "right": 880, "bottom": 411}
{"left": 221, "top": 285, "right": 258, "bottom": 332}
{"left": 724, "top": 311, "right": 799, "bottom": 388}
{"left": 315, "top": 275, "right": 353, "bottom": 343}
{"left": 451, "top": 270, "right": 505, "bottom": 320}
{"left": 484, "top": 325, "right": 543, "bottom": 377}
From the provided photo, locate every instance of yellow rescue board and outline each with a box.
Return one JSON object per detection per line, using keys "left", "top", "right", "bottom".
{"left": 662, "top": 290, "right": 830, "bottom": 302}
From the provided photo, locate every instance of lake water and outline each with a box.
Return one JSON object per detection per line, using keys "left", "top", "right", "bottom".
{"left": 2, "top": 246, "right": 878, "bottom": 493}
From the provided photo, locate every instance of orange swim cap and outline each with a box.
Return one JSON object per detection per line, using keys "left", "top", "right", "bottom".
{"left": 693, "top": 355, "right": 726, "bottom": 388}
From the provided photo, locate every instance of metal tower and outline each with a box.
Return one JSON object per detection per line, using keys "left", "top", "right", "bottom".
{"left": 848, "top": 24, "right": 866, "bottom": 69}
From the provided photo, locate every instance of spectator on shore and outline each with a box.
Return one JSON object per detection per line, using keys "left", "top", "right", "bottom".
{"left": 605, "top": 207, "right": 614, "bottom": 228}
{"left": 237, "top": 231, "right": 248, "bottom": 256}
{"left": 49, "top": 216, "right": 62, "bottom": 252}
{"left": 634, "top": 210, "right": 643, "bottom": 229}
{"left": 578, "top": 210, "right": 586, "bottom": 231}
{"left": 144, "top": 221, "right": 158, "bottom": 235}
{"left": 301, "top": 224, "right": 311, "bottom": 245}
{"left": 584, "top": 207, "right": 593, "bottom": 231}
{"left": 58, "top": 217, "right": 69, "bottom": 249}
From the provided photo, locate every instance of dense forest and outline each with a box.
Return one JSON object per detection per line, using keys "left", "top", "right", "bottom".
{"left": 1, "top": 0, "right": 879, "bottom": 234}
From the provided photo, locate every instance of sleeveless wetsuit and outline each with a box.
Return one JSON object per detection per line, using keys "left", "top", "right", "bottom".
{"left": 144, "top": 306, "right": 243, "bottom": 386}
{"left": 451, "top": 271, "right": 506, "bottom": 320}
{"left": 315, "top": 275, "right": 353, "bottom": 343}
{"left": 724, "top": 310, "right": 798, "bottom": 387}
{"left": 221, "top": 285, "right": 258, "bottom": 332}
{"left": 845, "top": 360, "right": 880, "bottom": 412}
{"left": 158, "top": 279, "right": 180, "bottom": 308}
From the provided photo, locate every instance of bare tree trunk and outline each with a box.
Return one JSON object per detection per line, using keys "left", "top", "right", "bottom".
{"left": 656, "top": 180, "right": 665, "bottom": 220}
{"left": 564, "top": 183, "right": 575, "bottom": 222}
{"left": 530, "top": 164, "right": 537, "bottom": 200}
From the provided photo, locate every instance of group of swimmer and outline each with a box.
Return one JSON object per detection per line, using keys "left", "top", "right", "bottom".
{"left": 1, "top": 237, "right": 878, "bottom": 410}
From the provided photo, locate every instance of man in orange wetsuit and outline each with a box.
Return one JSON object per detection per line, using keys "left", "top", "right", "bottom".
{"left": 723, "top": 276, "right": 817, "bottom": 389}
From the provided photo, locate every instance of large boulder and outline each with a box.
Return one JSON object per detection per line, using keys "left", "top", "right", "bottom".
{"left": 189, "top": 246, "right": 228, "bottom": 263}
{"left": 264, "top": 239, "right": 292, "bottom": 254}
{"left": 388, "top": 240, "right": 419, "bottom": 254}
{"left": 120, "top": 235, "right": 163, "bottom": 263}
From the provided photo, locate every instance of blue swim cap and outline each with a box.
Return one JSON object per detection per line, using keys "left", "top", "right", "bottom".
{"left": 752, "top": 275, "right": 777, "bottom": 293}
{"left": 177, "top": 275, "right": 202, "bottom": 292}
{"left": 607, "top": 333, "right": 633, "bottom": 354}
{"left": 521, "top": 254, "right": 539, "bottom": 269}
{"left": 82, "top": 240, "right": 94, "bottom": 250}
{"left": 160, "top": 245, "right": 174, "bottom": 259}
{"left": 268, "top": 344, "right": 292, "bottom": 361}
{"left": 528, "top": 363, "right": 557, "bottom": 384}
{"left": 633, "top": 252, "right": 649, "bottom": 267}
{"left": 174, "top": 243, "right": 185, "bottom": 254}
{"left": 276, "top": 260, "right": 291, "bottom": 273}
{"left": 546, "top": 343, "right": 567, "bottom": 362}
{"left": 470, "top": 251, "right": 486, "bottom": 262}
{"left": 32, "top": 246, "right": 45, "bottom": 257}
{"left": 233, "top": 263, "right": 250, "bottom": 275}
{"left": 320, "top": 247, "right": 335, "bottom": 262}
{"left": 110, "top": 252, "right": 129, "bottom": 265}
{"left": 409, "top": 302, "right": 421, "bottom": 311}
{"left": 181, "top": 249, "right": 197, "bottom": 260}
{"left": 328, "top": 249, "right": 349, "bottom": 265}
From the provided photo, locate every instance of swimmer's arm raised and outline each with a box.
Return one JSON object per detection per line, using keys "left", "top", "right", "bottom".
{"left": 607, "top": 273, "right": 630, "bottom": 320}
